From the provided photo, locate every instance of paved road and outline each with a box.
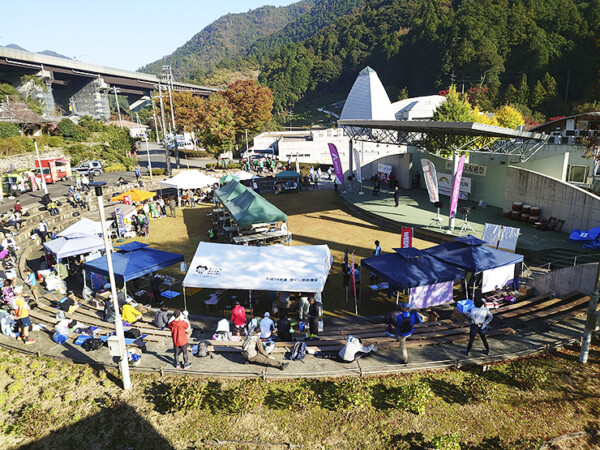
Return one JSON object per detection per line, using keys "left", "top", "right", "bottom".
{"left": 0, "top": 143, "right": 216, "bottom": 214}
{"left": 136, "top": 141, "right": 216, "bottom": 172}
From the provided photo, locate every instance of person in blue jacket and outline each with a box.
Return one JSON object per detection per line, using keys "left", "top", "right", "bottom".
{"left": 396, "top": 303, "right": 416, "bottom": 364}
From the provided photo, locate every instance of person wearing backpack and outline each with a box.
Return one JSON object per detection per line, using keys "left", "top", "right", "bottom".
{"left": 396, "top": 304, "right": 416, "bottom": 364}
{"left": 242, "top": 327, "right": 288, "bottom": 370}
{"left": 465, "top": 297, "right": 493, "bottom": 357}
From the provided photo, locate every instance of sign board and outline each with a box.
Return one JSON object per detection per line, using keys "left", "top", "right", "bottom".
{"left": 377, "top": 163, "right": 392, "bottom": 174}
{"left": 445, "top": 160, "right": 487, "bottom": 176}
{"left": 123, "top": 195, "right": 131, "bottom": 206}
{"left": 115, "top": 207, "right": 126, "bottom": 236}
{"left": 437, "top": 173, "right": 471, "bottom": 193}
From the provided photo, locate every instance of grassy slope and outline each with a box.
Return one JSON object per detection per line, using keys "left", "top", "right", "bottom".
{"left": 0, "top": 342, "right": 598, "bottom": 448}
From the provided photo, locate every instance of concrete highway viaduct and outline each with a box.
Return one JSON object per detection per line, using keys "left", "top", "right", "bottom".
{"left": 0, "top": 46, "right": 217, "bottom": 120}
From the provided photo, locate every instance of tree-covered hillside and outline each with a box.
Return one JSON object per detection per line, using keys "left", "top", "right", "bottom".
{"left": 144, "top": 0, "right": 600, "bottom": 122}
{"left": 139, "top": 1, "right": 316, "bottom": 81}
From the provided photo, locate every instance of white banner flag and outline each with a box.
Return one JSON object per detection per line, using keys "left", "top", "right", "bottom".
{"left": 421, "top": 159, "right": 439, "bottom": 203}
{"left": 353, "top": 148, "right": 361, "bottom": 181}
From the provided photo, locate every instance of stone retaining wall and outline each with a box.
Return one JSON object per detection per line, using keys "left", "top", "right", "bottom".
{"left": 0, "top": 149, "right": 66, "bottom": 173}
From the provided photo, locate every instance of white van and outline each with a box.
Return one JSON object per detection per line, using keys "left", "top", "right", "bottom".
{"left": 242, "top": 146, "right": 276, "bottom": 159}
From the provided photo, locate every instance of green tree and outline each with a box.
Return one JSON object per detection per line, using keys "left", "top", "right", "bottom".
{"left": 541, "top": 72, "right": 557, "bottom": 97}
{"left": 432, "top": 86, "right": 475, "bottom": 122}
{"left": 220, "top": 80, "right": 273, "bottom": 148}
{"left": 531, "top": 81, "right": 547, "bottom": 108}
{"left": 504, "top": 84, "right": 518, "bottom": 104}
{"left": 495, "top": 105, "right": 525, "bottom": 129}
{"left": 56, "top": 119, "right": 77, "bottom": 139}
{"left": 0, "top": 123, "right": 20, "bottom": 139}
{"left": 0, "top": 83, "right": 19, "bottom": 102}
{"left": 197, "top": 95, "right": 235, "bottom": 156}
{"left": 516, "top": 74, "right": 529, "bottom": 106}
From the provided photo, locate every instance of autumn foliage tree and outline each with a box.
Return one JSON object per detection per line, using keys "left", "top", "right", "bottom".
{"left": 219, "top": 80, "right": 273, "bottom": 149}
{"left": 196, "top": 95, "right": 235, "bottom": 156}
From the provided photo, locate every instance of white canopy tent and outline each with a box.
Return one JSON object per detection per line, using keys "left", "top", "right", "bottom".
{"left": 58, "top": 217, "right": 113, "bottom": 237}
{"left": 160, "top": 170, "right": 218, "bottom": 190}
{"left": 44, "top": 232, "right": 107, "bottom": 260}
{"left": 233, "top": 170, "right": 258, "bottom": 180}
{"left": 182, "top": 242, "right": 333, "bottom": 310}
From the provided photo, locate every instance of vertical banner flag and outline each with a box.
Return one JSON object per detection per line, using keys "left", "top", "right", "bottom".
{"left": 353, "top": 148, "right": 362, "bottom": 181}
{"left": 115, "top": 207, "right": 126, "bottom": 236}
{"left": 295, "top": 157, "right": 300, "bottom": 174}
{"left": 401, "top": 227, "right": 413, "bottom": 248}
{"left": 420, "top": 159, "right": 439, "bottom": 203}
{"left": 449, "top": 154, "right": 466, "bottom": 219}
{"left": 328, "top": 143, "right": 344, "bottom": 184}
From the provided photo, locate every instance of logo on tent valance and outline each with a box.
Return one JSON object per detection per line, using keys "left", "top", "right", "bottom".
{"left": 195, "top": 265, "right": 222, "bottom": 276}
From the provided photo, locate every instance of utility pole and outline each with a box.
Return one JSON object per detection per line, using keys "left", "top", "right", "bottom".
{"left": 113, "top": 86, "right": 122, "bottom": 127}
{"left": 163, "top": 66, "right": 180, "bottom": 169}
{"left": 157, "top": 81, "right": 171, "bottom": 176}
{"left": 151, "top": 99, "right": 160, "bottom": 143}
{"left": 137, "top": 113, "right": 153, "bottom": 181}
{"left": 245, "top": 129, "right": 248, "bottom": 151}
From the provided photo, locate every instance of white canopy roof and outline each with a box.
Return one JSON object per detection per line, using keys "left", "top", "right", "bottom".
{"left": 233, "top": 170, "right": 258, "bottom": 180}
{"left": 160, "top": 170, "right": 218, "bottom": 190}
{"left": 58, "top": 218, "right": 113, "bottom": 237}
{"left": 44, "top": 232, "right": 106, "bottom": 259}
{"left": 183, "top": 242, "right": 333, "bottom": 293}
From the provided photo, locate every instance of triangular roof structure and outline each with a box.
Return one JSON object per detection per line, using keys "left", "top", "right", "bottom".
{"left": 340, "top": 67, "right": 395, "bottom": 121}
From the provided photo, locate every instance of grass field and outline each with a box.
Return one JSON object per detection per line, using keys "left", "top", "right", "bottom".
{"left": 129, "top": 189, "right": 435, "bottom": 317}
{"left": 0, "top": 341, "right": 598, "bottom": 449}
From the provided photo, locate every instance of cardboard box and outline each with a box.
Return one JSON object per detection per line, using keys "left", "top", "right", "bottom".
{"left": 519, "top": 286, "right": 534, "bottom": 297}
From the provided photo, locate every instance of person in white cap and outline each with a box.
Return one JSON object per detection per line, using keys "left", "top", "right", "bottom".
{"left": 259, "top": 312, "right": 275, "bottom": 339}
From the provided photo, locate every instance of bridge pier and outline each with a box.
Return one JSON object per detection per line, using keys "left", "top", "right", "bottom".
{"left": 67, "top": 77, "right": 110, "bottom": 120}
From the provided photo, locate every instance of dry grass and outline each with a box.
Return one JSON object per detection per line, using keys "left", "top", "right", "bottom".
{"left": 123, "top": 190, "right": 435, "bottom": 316}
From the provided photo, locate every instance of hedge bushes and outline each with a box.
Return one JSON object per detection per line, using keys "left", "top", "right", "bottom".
{"left": 0, "top": 123, "right": 19, "bottom": 139}
{"left": 0, "top": 136, "right": 35, "bottom": 156}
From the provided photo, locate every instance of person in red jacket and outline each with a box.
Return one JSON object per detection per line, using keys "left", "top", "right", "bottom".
{"left": 168, "top": 310, "right": 191, "bottom": 369}
{"left": 230, "top": 301, "right": 247, "bottom": 337}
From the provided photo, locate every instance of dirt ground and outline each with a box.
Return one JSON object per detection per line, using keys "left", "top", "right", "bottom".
{"left": 128, "top": 189, "right": 434, "bottom": 317}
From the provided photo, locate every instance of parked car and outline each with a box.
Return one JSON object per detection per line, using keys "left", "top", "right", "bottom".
{"left": 72, "top": 160, "right": 104, "bottom": 176}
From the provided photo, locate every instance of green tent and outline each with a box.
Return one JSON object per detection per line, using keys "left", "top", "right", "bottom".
{"left": 275, "top": 170, "right": 302, "bottom": 179}
{"left": 215, "top": 180, "right": 247, "bottom": 203}
{"left": 219, "top": 174, "right": 241, "bottom": 183}
{"left": 224, "top": 189, "right": 287, "bottom": 226}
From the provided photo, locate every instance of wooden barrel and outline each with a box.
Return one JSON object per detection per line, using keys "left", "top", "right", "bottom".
{"left": 502, "top": 210, "right": 512, "bottom": 219}
{"left": 521, "top": 213, "right": 530, "bottom": 222}
{"left": 522, "top": 204, "right": 531, "bottom": 214}
{"left": 529, "top": 215, "right": 540, "bottom": 224}
{"left": 530, "top": 206, "right": 541, "bottom": 216}
{"left": 512, "top": 202, "right": 523, "bottom": 212}
{"left": 511, "top": 211, "right": 521, "bottom": 220}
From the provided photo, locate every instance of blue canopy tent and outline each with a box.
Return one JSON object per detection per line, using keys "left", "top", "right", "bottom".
{"left": 361, "top": 248, "right": 466, "bottom": 309}
{"left": 83, "top": 246, "right": 184, "bottom": 304}
{"left": 116, "top": 241, "right": 150, "bottom": 252}
{"left": 423, "top": 235, "right": 524, "bottom": 297}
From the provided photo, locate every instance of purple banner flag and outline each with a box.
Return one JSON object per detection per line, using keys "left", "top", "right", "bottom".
{"left": 449, "top": 154, "right": 466, "bottom": 219}
{"left": 328, "top": 143, "right": 344, "bottom": 184}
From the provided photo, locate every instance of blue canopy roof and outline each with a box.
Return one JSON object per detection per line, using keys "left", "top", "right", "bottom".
{"left": 361, "top": 253, "right": 466, "bottom": 290}
{"left": 423, "top": 240, "right": 523, "bottom": 272}
{"left": 82, "top": 247, "right": 184, "bottom": 282}
{"left": 116, "top": 241, "right": 149, "bottom": 252}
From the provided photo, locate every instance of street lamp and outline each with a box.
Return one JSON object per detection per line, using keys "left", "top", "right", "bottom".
{"left": 91, "top": 182, "right": 131, "bottom": 390}
{"left": 112, "top": 86, "right": 123, "bottom": 128}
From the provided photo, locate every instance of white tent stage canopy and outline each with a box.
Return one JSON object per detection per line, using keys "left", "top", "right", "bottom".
{"left": 57, "top": 217, "right": 113, "bottom": 237}
{"left": 183, "top": 242, "right": 333, "bottom": 294}
{"left": 160, "top": 170, "right": 219, "bottom": 190}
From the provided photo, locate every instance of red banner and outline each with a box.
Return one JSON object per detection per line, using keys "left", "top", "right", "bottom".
{"left": 401, "top": 227, "right": 413, "bottom": 248}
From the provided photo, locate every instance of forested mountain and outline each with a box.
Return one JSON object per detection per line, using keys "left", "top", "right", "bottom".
{"left": 144, "top": 0, "right": 600, "bottom": 121}
{"left": 139, "top": 1, "right": 316, "bottom": 81}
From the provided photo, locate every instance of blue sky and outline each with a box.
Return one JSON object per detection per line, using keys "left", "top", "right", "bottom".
{"left": 1, "top": 0, "right": 298, "bottom": 71}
